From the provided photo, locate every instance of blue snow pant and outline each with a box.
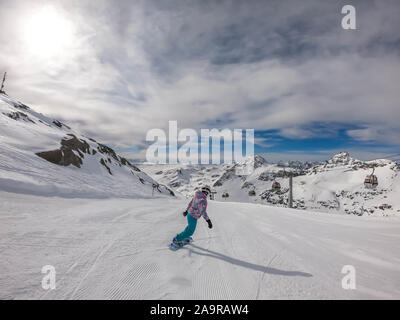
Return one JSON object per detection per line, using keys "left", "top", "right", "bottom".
{"left": 176, "top": 213, "right": 198, "bottom": 242}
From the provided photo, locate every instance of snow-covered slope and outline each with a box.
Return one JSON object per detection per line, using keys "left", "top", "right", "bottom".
{"left": 290, "top": 153, "right": 400, "bottom": 216}
{"left": 0, "top": 93, "right": 173, "bottom": 198}
{"left": 139, "top": 153, "right": 400, "bottom": 216}
{"left": 1, "top": 190, "right": 399, "bottom": 299}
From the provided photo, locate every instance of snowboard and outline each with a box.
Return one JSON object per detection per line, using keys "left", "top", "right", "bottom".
{"left": 169, "top": 237, "right": 193, "bottom": 251}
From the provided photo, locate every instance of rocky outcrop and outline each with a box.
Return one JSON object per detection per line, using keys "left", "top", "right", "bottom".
{"left": 53, "top": 120, "right": 71, "bottom": 130}
{"left": 36, "top": 132, "right": 144, "bottom": 179}
{"left": 213, "top": 167, "right": 244, "bottom": 187}
{"left": 36, "top": 148, "right": 82, "bottom": 168}
{"left": 36, "top": 134, "right": 89, "bottom": 168}
{"left": 3, "top": 111, "right": 35, "bottom": 123}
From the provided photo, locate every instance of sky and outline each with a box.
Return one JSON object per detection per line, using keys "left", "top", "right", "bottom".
{"left": 0, "top": 0, "right": 399, "bottom": 162}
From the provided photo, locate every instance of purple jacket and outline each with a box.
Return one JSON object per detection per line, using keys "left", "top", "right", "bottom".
{"left": 186, "top": 191, "right": 209, "bottom": 220}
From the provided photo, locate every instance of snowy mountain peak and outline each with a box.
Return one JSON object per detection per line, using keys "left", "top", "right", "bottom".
{"left": 238, "top": 154, "right": 267, "bottom": 169}
{"left": 253, "top": 154, "right": 267, "bottom": 168}
{"left": 327, "top": 151, "right": 355, "bottom": 165}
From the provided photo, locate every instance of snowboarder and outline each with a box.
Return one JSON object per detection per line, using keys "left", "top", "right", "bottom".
{"left": 170, "top": 185, "right": 213, "bottom": 249}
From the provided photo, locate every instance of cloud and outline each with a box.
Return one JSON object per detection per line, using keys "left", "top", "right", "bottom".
{"left": 0, "top": 0, "right": 399, "bottom": 157}
{"left": 261, "top": 147, "right": 399, "bottom": 163}
{"left": 347, "top": 126, "right": 400, "bottom": 145}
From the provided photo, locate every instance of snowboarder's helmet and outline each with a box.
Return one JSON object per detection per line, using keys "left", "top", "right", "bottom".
{"left": 201, "top": 185, "right": 211, "bottom": 195}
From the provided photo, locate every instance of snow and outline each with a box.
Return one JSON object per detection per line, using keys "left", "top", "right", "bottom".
{"left": 1, "top": 93, "right": 399, "bottom": 299}
{"left": 139, "top": 153, "right": 400, "bottom": 216}
{"left": 0, "top": 94, "right": 173, "bottom": 199}
{"left": 1, "top": 190, "right": 399, "bottom": 299}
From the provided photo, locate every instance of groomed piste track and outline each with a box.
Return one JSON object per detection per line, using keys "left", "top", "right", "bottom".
{"left": 1, "top": 191, "right": 399, "bottom": 299}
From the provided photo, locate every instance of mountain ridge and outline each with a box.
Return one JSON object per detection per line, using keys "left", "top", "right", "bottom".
{"left": 139, "top": 152, "right": 400, "bottom": 216}
{"left": 0, "top": 93, "right": 174, "bottom": 198}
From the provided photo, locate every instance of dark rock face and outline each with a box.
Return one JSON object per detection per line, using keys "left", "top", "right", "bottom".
{"left": 100, "top": 158, "right": 112, "bottom": 175}
{"left": 53, "top": 120, "right": 71, "bottom": 129}
{"left": 36, "top": 134, "right": 88, "bottom": 168}
{"left": 170, "top": 181, "right": 181, "bottom": 188}
{"left": 119, "top": 156, "right": 140, "bottom": 172}
{"left": 62, "top": 134, "right": 90, "bottom": 154}
{"left": 36, "top": 148, "right": 83, "bottom": 168}
{"left": 35, "top": 134, "right": 143, "bottom": 176}
{"left": 258, "top": 171, "right": 272, "bottom": 181}
{"left": 97, "top": 143, "right": 119, "bottom": 162}
{"left": 259, "top": 188, "right": 290, "bottom": 205}
{"left": 11, "top": 101, "right": 30, "bottom": 110}
{"left": 212, "top": 167, "right": 239, "bottom": 187}
{"left": 258, "top": 169, "right": 305, "bottom": 181}
{"left": 36, "top": 149, "right": 63, "bottom": 165}
{"left": 253, "top": 155, "right": 267, "bottom": 169}
{"left": 3, "top": 111, "right": 35, "bottom": 123}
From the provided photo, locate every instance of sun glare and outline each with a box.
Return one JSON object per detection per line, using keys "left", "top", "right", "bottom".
{"left": 23, "top": 6, "right": 74, "bottom": 58}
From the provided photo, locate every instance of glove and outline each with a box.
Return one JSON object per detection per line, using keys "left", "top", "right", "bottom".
{"left": 206, "top": 219, "right": 213, "bottom": 229}
{"left": 183, "top": 211, "right": 188, "bottom": 217}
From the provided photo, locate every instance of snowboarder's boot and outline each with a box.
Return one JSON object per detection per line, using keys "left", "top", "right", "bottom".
{"left": 172, "top": 236, "right": 183, "bottom": 247}
{"left": 182, "top": 236, "right": 193, "bottom": 244}
{"left": 169, "top": 235, "right": 185, "bottom": 251}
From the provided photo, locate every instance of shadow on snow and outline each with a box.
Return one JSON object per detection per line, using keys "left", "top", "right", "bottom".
{"left": 185, "top": 244, "right": 313, "bottom": 277}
